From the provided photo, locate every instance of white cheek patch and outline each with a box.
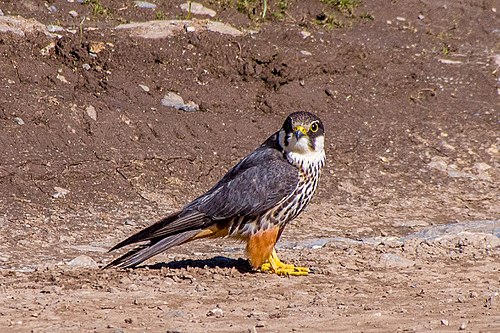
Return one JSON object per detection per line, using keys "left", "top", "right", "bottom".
{"left": 314, "top": 136, "right": 324, "bottom": 152}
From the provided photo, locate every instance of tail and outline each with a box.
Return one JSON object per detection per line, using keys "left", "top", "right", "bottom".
{"left": 104, "top": 210, "right": 211, "bottom": 269}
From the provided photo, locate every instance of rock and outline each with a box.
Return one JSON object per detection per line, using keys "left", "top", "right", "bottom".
{"left": 206, "top": 21, "right": 242, "bottom": 36}
{"left": 13, "top": 117, "right": 24, "bottom": 125}
{"left": 46, "top": 25, "right": 64, "bottom": 32}
{"left": 161, "top": 92, "right": 199, "bottom": 112}
{"left": 52, "top": 186, "right": 70, "bottom": 198}
{"left": 0, "top": 9, "right": 4, "bottom": 16}
{"left": 207, "top": 306, "right": 223, "bottom": 318}
{"left": 379, "top": 253, "right": 415, "bottom": 268}
{"left": 68, "top": 255, "right": 98, "bottom": 268}
{"left": 56, "top": 73, "right": 70, "bottom": 84}
{"left": 438, "top": 58, "right": 463, "bottom": 64}
{"left": 82, "top": 63, "right": 91, "bottom": 70}
{"left": 459, "top": 322, "right": 467, "bottom": 330}
{"left": 180, "top": 2, "right": 216, "bottom": 17}
{"left": 139, "top": 84, "right": 150, "bottom": 92}
{"left": 300, "top": 30, "right": 311, "bottom": 38}
{"left": 85, "top": 105, "right": 97, "bottom": 121}
{"left": 161, "top": 92, "right": 185, "bottom": 109}
{"left": 182, "top": 100, "right": 199, "bottom": 112}
{"left": 116, "top": 20, "right": 242, "bottom": 39}
{"left": 403, "top": 220, "right": 500, "bottom": 242}
{"left": 441, "top": 319, "right": 449, "bottom": 326}
{"left": 125, "top": 219, "right": 137, "bottom": 226}
{"left": 392, "top": 220, "right": 429, "bottom": 228}
{"left": 69, "top": 10, "right": 78, "bottom": 17}
{"left": 0, "top": 16, "right": 56, "bottom": 37}
{"left": 134, "top": 1, "right": 157, "bottom": 9}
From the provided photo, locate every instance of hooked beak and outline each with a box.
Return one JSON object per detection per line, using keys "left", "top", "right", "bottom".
{"left": 293, "top": 125, "right": 307, "bottom": 140}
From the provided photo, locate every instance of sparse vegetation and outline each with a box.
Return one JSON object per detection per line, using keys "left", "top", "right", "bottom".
{"left": 272, "top": 0, "right": 289, "bottom": 20}
{"left": 155, "top": 11, "right": 166, "bottom": 20}
{"left": 83, "top": 0, "right": 109, "bottom": 16}
{"left": 321, "top": 0, "right": 360, "bottom": 15}
{"left": 315, "top": 12, "right": 345, "bottom": 29}
{"left": 236, "top": 0, "right": 264, "bottom": 19}
{"left": 359, "top": 12, "right": 374, "bottom": 20}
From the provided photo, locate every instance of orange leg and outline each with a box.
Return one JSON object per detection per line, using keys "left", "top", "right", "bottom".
{"left": 246, "top": 227, "right": 279, "bottom": 269}
{"left": 246, "top": 228, "right": 309, "bottom": 276}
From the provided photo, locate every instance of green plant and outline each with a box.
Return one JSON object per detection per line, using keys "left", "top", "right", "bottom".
{"left": 237, "top": 0, "right": 264, "bottom": 20}
{"left": 441, "top": 43, "right": 450, "bottom": 55}
{"left": 315, "top": 12, "right": 345, "bottom": 29}
{"left": 359, "top": 12, "right": 374, "bottom": 20}
{"left": 321, "top": 0, "right": 360, "bottom": 15}
{"left": 83, "top": 0, "right": 108, "bottom": 16}
{"left": 272, "top": 0, "right": 288, "bottom": 20}
{"left": 155, "top": 11, "right": 166, "bottom": 20}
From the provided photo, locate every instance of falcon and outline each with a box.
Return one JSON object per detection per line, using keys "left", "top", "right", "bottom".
{"left": 105, "top": 111, "right": 325, "bottom": 276}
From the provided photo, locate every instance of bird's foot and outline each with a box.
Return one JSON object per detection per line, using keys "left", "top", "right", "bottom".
{"left": 260, "top": 249, "right": 309, "bottom": 276}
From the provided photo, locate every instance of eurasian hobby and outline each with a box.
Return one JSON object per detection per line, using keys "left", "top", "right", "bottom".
{"left": 106, "top": 111, "right": 325, "bottom": 276}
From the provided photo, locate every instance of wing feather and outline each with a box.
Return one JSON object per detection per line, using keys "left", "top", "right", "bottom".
{"left": 186, "top": 147, "right": 298, "bottom": 219}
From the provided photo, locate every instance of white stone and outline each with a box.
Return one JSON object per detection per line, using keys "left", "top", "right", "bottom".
{"left": 116, "top": 20, "right": 242, "bottom": 39}
{"left": 85, "top": 105, "right": 97, "bottom": 121}
{"left": 180, "top": 2, "right": 216, "bottom": 17}
{"left": 52, "top": 186, "right": 70, "bottom": 198}
{"left": 139, "top": 84, "right": 150, "bottom": 92}
{"left": 68, "top": 255, "right": 98, "bottom": 268}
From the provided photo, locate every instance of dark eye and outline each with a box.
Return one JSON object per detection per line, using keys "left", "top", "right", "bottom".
{"left": 310, "top": 122, "right": 319, "bottom": 132}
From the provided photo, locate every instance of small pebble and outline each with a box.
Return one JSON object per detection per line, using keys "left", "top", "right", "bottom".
{"left": 441, "top": 319, "right": 449, "bottom": 326}
{"left": 396, "top": 16, "right": 406, "bottom": 21}
{"left": 134, "top": 1, "right": 156, "bottom": 9}
{"left": 68, "top": 255, "right": 98, "bottom": 268}
{"left": 14, "top": 117, "right": 25, "bottom": 125}
{"left": 125, "top": 219, "right": 137, "bottom": 226}
{"left": 418, "top": 14, "right": 425, "bottom": 20}
{"left": 48, "top": 5, "right": 57, "bottom": 13}
{"left": 300, "top": 30, "right": 311, "bottom": 38}
{"left": 459, "top": 322, "right": 467, "bottom": 330}
{"left": 180, "top": 2, "right": 217, "bottom": 17}
{"left": 52, "top": 186, "right": 70, "bottom": 198}
{"left": 47, "top": 25, "right": 64, "bottom": 32}
{"left": 56, "top": 74, "right": 70, "bottom": 84}
{"left": 69, "top": 10, "right": 78, "bottom": 17}
{"left": 0, "top": 9, "right": 4, "bottom": 16}
{"left": 82, "top": 63, "right": 91, "bottom": 70}
{"left": 139, "top": 84, "right": 150, "bottom": 92}
{"left": 161, "top": 92, "right": 199, "bottom": 112}
{"left": 85, "top": 105, "right": 97, "bottom": 121}
{"left": 207, "top": 307, "right": 223, "bottom": 318}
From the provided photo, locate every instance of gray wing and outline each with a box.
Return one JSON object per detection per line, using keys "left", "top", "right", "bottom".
{"left": 185, "top": 147, "right": 298, "bottom": 219}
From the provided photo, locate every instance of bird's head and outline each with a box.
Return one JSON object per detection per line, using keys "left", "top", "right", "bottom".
{"left": 278, "top": 111, "right": 325, "bottom": 158}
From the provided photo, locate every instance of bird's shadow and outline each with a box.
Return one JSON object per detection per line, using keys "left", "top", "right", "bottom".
{"left": 142, "top": 256, "right": 254, "bottom": 273}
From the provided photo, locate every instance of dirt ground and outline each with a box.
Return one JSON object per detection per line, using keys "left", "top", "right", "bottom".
{"left": 0, "top": 0, "right": 499, "bottom": 332}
